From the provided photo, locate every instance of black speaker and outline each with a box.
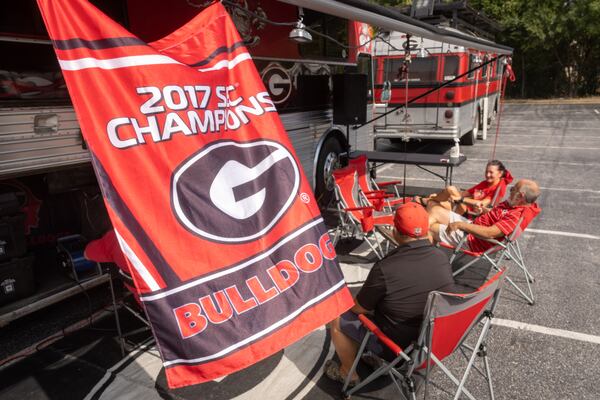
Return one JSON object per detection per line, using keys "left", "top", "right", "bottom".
{"left": 332, "top": 74, "right": 367, "bottom": 125}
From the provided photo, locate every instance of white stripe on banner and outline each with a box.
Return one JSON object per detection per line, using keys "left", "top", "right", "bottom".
{"left": 58, "top": 52, "right": 253, "bottom": 72}
{"left": 163, "top": 279, "right": 347, "bottom": 367}
{"left": 197, "top": 52, "right": 252, "bottom": 72}
{"left": 58, "top": 54, "right": 182, "bottom": 70}
{"left": 493, "top": 318, "right": 600, "bottom": 345}
{"left": 141, "top": 218, "right": 325, "bottom": 301}
{"left": 114, "top": 229, "right": 161, "bottom": 291}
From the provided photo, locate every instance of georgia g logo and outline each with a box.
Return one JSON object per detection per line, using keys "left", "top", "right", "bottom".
{"left": 171, "top": 140, "right": 300, "bottom": 243}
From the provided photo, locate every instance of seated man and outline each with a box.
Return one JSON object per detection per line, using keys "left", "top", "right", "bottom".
{"left": 324, "top": 203, "right": 466, "bottom": 386}
{"left": 428, "top": 179, "right": 541, "bottom": 252}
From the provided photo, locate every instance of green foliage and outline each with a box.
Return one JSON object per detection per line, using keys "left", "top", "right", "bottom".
{"left": 371, "top": 0, "right": 600, "bottom": 97}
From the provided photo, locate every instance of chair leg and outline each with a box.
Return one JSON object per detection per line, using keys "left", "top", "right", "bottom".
{"left": 504, "top": 275, "right": 535, "bottom": 305}
{"left": 343, "top": 333, "right": 370, "bottom": 393}
{"left": 108, "top": 274, "right": 125, "bottom": 357}
{"left": 429, "top": 355, "right": 477, "bottom": 400}
{"left": 482, "top": 349, "right": 495, "bottom": 400}
{"left": 453, "top": 319, "right": 492, "bottom": 400}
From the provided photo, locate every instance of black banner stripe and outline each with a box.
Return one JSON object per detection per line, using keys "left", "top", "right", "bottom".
{"left": 90, "top": 152, "right": 182, "bottom": 286}
{"left": 52, "top": 37, "right": 146, "bottom": 50}
{"left": 163, "top": 282, "right": 347, "bottom": 368}
{"left": 190, "top": 40, "right": 246, "bottom": 67}
{"left": 141, "top": 214, "right": 325, "bottom": 299}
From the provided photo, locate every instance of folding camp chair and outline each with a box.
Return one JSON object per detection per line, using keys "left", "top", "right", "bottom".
{"left": 331, "top": 166, "right": 397, "bottom": 260}
{"left": 348, "top": 155, "right": 407, "bottom": 211}
{"left": 342, "top": 268, "right": 506, "bottom": 400}
{"left": 455, "top": 172, "right": 512, "bottom": 219}
{"left": 442, "top": 206, "right": 540, "bottom": 305}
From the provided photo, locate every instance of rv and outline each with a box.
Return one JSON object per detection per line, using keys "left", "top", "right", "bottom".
{"left": 0, "top": 0, "right": 511, "bottom": 318}
{"left": 0, "top": 0, "right": 374, "bottom": 206}
{"left": 373, "top": 29, "right": 505, "bottom": 145}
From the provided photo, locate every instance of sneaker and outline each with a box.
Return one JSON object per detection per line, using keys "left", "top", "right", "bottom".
{"left": 324, "top": 359, "right": 359, "bottom": 387}
{"left": 361, "top": 352, "right": 383, "bottom": 370}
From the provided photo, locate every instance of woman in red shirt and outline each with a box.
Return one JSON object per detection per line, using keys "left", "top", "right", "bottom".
{"left": 417, "top": 160, "right": 513, "bottom": 216}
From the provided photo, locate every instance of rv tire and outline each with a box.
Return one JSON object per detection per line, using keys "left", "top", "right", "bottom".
{"left": 461, "top": 109, "right": 479, "bottom": 146}
{"left": 315, "top": 137, "right": 343, "bottom": 208}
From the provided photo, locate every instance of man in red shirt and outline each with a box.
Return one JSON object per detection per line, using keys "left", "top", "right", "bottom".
{"left": 428, "top": 179, "right": 541, "bottom": 252}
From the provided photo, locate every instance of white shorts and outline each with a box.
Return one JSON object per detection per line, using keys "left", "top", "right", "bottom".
{"left": 438, "top": 212, "right": 471, "bottom": 247}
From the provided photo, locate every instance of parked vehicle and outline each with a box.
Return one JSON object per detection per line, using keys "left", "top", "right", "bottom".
{"left": 373, "top": 29, "right": 505, "bottom": 145}
{"left": 0, "top": 0, "right": 374, "bottom": 205}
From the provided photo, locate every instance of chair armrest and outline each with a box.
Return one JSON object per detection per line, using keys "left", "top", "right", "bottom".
{"left": 363, "top": 190, "right": 386, "bottom": 195}
{"left": 365, "top": 192, "right": 395, "bottom": 199}
{"left": 344, "top": 206, "right": 374, "bottom": 212}
{"left": 439, "top": 241, "right": 482, "bottom": 257}
{"left": 358, "top": 314, "right": 403, "bottom": 356}
{"left": 377, "top": 180, "right": 402, "bottom": 187}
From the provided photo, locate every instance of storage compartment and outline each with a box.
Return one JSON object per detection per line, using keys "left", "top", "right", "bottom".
{"left": 0, "top": 213, "right": 27, "bottom": 261}
{"left": 0, "top": 255, "right": 35, "bottom": 306}
{"left": 0, "top": 192, "right": 20, "bottom": 215}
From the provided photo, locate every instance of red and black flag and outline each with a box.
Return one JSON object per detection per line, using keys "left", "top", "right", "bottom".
{"left": 37, "top": 0, "right": 352, "bottom": 388}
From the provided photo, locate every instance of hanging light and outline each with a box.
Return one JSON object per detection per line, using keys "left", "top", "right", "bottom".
{"left": 289, "top": 17, "right": 312, "bottom": 43}
{"left": 418, "top": 47, "right": 427, "bottom": 58}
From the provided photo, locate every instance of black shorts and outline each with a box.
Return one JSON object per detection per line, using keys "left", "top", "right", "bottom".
{"left": 338, "top": 311, "right": 385, "bottom": 356}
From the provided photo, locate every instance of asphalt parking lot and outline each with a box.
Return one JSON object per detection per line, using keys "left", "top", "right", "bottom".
{"left": 358, "top": 102, "right": 600, "bottom": 399}
{"left": 1, "top": 103, "right": 599, "bottom": 400}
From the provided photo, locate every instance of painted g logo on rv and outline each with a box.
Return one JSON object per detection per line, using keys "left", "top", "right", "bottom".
{"left": 172, "top": 140, "right": 300, "bottom": 243}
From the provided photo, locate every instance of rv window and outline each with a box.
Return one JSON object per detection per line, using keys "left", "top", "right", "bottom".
{"left": 467, "top": 54, "right": 478, "bottom": 79}
{"left": 384, "top": 57, "right": 438, "bottom": 83}
{"left": 0, "top": 41, "right": 70, "bottom": 103}
{"left": 443, "top": 56, "right": 459, "bottom": 81}
{"left": 0, "top": 0, "right": 128, "bottom": 104}
{"left": 357, "top": 54, "right": 373, "bottom": 99}
{"left": 299, "top": 10, "right": 348, "bottom": 60}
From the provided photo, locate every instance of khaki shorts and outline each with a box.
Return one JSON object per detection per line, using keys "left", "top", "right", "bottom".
{"left": 438, "top": 212, "right": 471, "bottom": 247}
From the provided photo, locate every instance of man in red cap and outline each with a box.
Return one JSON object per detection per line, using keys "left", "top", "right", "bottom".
{"left": 324, "top": 203, "right": 464, "bottom": 386}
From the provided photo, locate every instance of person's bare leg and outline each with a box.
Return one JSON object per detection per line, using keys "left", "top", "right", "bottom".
{"left": 428, "top": 204, "right": 452, "bottom": 226}
{"left": 422, "top": 186, "right": 461, "bottom": 210}
{"left": 329, "top": 317, "right": 360, "bottom": 380}
{"left": 426, "top": 199, "right": 453, "bottom": 212}
{"left": 429, "top": 223, "right": 442, "bottom": 243}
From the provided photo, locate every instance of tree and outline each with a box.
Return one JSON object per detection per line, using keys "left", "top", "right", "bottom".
{"left": 371, "top": 0, "right": 600, "bottom": 97}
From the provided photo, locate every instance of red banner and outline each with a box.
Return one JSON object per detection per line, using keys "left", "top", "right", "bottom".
{"left": 37, "top": 0, "right": 352, "bottom": 388}
{"left": 348, "top": 21, "right": 373, "bottom": 62}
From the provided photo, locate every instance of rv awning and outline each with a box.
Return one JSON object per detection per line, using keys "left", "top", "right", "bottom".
{"left": 278, "top": 0, "right": 513, "bottom": 55}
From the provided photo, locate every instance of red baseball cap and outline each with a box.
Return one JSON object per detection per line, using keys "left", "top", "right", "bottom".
{"left": 394, "top": 202, "right": 429, "bottom": 238}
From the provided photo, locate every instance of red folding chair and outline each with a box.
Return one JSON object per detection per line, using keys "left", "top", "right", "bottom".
{"left": 331, "top": 166, "right": 397, "bottom": 259}
{"left": 348, "top": 155, "right": 407, "bottom": 211}
{"left": 342, "top": 269, "right": 507, "bottom": 400}
{"left": 443, "top": 205, "right": 540, "bottom": 305}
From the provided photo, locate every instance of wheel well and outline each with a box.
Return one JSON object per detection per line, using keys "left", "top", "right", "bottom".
{"left": 312, "top": 129, "right": 347, "bottom": 191}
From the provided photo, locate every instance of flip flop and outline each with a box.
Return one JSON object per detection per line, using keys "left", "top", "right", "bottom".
{"left": 324, "top": 359, "right": 359, "bottom": 387}
{"left": 413, "top": 195, "right": 427, "bottom": 207}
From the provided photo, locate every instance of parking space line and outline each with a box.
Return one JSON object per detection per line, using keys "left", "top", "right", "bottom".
{"left": 379, "top": 176, "right": 600, "bottom": 194}
{"left": 488, "top": 134, "right": 600, "bottom": 139}
{"left": 525, "top": 228, "right": 600, "bottom": 240}
{"left": 477, "top": 144, "right": 600, "bottom": 150}
{"left": 493, "top": 319, "right": 600, "bottom": 345}
{"left": 468, "top": 158, "right": 600, "bottom": 167}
